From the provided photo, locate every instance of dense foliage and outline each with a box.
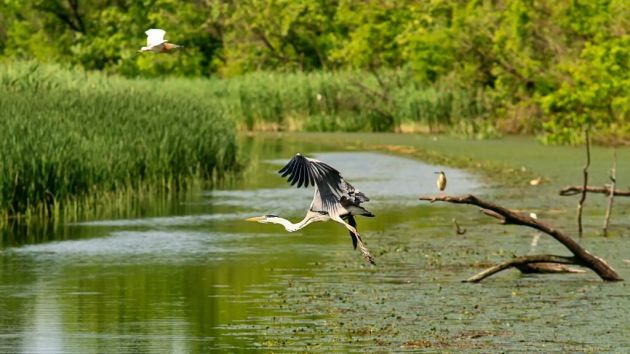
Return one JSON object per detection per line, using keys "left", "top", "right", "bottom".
{"left": 0, "top": 62, "right": 236, "bottom": 220}
{"left": 1, "top": 0, "right": 629, "bottom": 143}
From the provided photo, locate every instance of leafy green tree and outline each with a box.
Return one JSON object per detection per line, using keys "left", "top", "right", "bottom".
{"left": 220, "top": 0, "right": 337, "bottom": 75}
{"left": 2, "top": 0, "right": 629, "bottom": 144}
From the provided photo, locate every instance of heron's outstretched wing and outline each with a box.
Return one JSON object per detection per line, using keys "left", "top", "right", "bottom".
{"left": 278, "top": 153, "right": 347, "bottom": 212}
{"left": 278, "top": 153, "right": 340, "bottom": 188}
{"left": 146, "top": 29, "right": 167, "bottom": 47}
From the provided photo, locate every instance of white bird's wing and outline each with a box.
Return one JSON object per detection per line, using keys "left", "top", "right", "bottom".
{"left": 145, "top": 29, "right": 167, "bottom": 47}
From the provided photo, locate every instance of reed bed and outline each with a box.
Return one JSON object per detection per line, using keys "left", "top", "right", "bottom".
{"left": 203, "top": 70, "right": 492, "bottom": 134}
{"left": 0, "top": 62, "right": 490, "bottom": 222}
{"left": 0, "top": 62, "right": 237, "bottom": 221}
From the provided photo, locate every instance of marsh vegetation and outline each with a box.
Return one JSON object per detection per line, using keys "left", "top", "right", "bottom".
{"left": 0, "top": 63, "right": 236, "bottom": 222}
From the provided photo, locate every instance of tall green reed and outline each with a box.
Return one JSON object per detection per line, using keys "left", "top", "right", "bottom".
{"left": 204, "top": 70, "right": 491, "bottom": 133}
{"left": 0, "top": 62, "right": 237, "bottom": 221}
{"left": 0, "top": 62, "right": 492, "bottom": 223}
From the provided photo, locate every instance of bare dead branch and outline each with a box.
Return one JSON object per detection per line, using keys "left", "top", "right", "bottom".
{"left": 559, "top": 186, "right": 630, "bottom": 197}
{"left": 465, "top": 255, "right": 578, "bottom": 282}
{"left": 577, "top": 129, "right": 590, "bottom": 237}
{"left": 515, "top": 262, "right": 586, "bottom": 274}
{"left": 480, "top": 208, "right": 505, "bottom": 222}
{"left": 603, "top": 150, "right": 617, "bottom": 236}
{"left": 418, "top": 194, "right": 622, "bottom": 282}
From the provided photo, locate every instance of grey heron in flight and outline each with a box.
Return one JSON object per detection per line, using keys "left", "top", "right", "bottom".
{"left": 246, "top": 153, "right": 375, "bottom": 264}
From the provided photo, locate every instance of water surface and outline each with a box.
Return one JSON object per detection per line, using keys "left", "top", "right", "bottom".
{"left": 0, "top": 135, "right": 628, "bottom": 352}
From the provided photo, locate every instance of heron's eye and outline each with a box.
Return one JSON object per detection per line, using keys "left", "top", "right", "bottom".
{"left": 266, "top": 214, "right": 278, "bottom": 218}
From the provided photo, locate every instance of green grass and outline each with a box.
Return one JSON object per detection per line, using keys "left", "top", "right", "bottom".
{"left": 0, "top": 62, "right": 237, "bottom": 222}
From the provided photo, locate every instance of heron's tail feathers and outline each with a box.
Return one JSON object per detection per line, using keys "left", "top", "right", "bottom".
{"left": 346, "top": 205, "right": 374, "bottom": 217}
{"left": 362, "top": 210, "right": 375, "bottom": 217}
{"left": 352, "top": 190, "right": 370, "bottom": 203}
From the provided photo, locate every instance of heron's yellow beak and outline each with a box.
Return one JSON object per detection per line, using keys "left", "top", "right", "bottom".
{"left": 245, "top": 216, "right": 264, "bottom": 222}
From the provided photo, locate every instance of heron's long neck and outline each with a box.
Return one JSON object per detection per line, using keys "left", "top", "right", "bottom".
{"left": 271, "top": 215, "right": 315, "bottom": 232}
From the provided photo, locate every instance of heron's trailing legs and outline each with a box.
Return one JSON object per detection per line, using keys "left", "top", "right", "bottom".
{"left": 356, "top": 234, "right": 375, "bottom": 265}
{"left": 333, "top": 216, "right": 375, "bottom": 265}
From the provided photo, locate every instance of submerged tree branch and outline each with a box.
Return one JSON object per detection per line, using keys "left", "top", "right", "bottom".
{"left": 515, "top": 262, "right": 585, "bottom": 274}
{"left": 418, "top": 194, "right": 622, "bottom": 282}
{"left": 559, "top": 186, "right": 630, "bottom": 197}
{"left": 465, "top": 255, "right": 579, "bottom": 283}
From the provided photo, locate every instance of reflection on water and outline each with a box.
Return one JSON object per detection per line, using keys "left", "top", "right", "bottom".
{"left": 74, "top": 213, "right": 248, "bottom": 227}
{"left": 11, "top": 231, "right": 250, "bottom": 262}
{"left": 0, "top": 135, "right": 628, "bottom": 352}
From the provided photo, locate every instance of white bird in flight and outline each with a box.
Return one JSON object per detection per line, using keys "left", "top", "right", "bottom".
{"left": 138, "top": 29, "right": 182, "bottom": 53}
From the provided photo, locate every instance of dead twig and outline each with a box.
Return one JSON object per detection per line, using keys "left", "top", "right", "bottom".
{"left": 453, "top": 219, "right": 467, "bottom": 235}
{"left": 418, "top": 194, "right": 622, "bottom": 282}
{"left": 577, "top": 129, "right": 590, "bottom": 238}
{"left": 602, "top": 150, "right": 617, "bottom": 236}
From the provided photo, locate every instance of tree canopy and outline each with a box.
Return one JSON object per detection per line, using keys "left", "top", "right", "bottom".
{"left": 1, "top": 0, "right": 629, "bottom": 143}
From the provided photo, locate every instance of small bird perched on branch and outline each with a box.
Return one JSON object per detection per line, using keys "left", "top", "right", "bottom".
{"left": 138, "top": 29, "right": 182, "bottom": 53}
{"left": 435, "top": 171, "right": 447, "bottom": 195}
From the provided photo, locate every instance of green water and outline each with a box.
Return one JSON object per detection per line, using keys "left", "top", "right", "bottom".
{"left": 0, "top": 134, "right": 629, "bottom": 352}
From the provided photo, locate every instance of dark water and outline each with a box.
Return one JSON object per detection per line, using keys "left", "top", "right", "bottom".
{"left": 0, "top": 135, "right": 628, "bottom": 353}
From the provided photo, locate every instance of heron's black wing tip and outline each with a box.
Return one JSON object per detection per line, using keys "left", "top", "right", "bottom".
{"left": 278, "top": 153, "right": 311, "bottom": 188}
